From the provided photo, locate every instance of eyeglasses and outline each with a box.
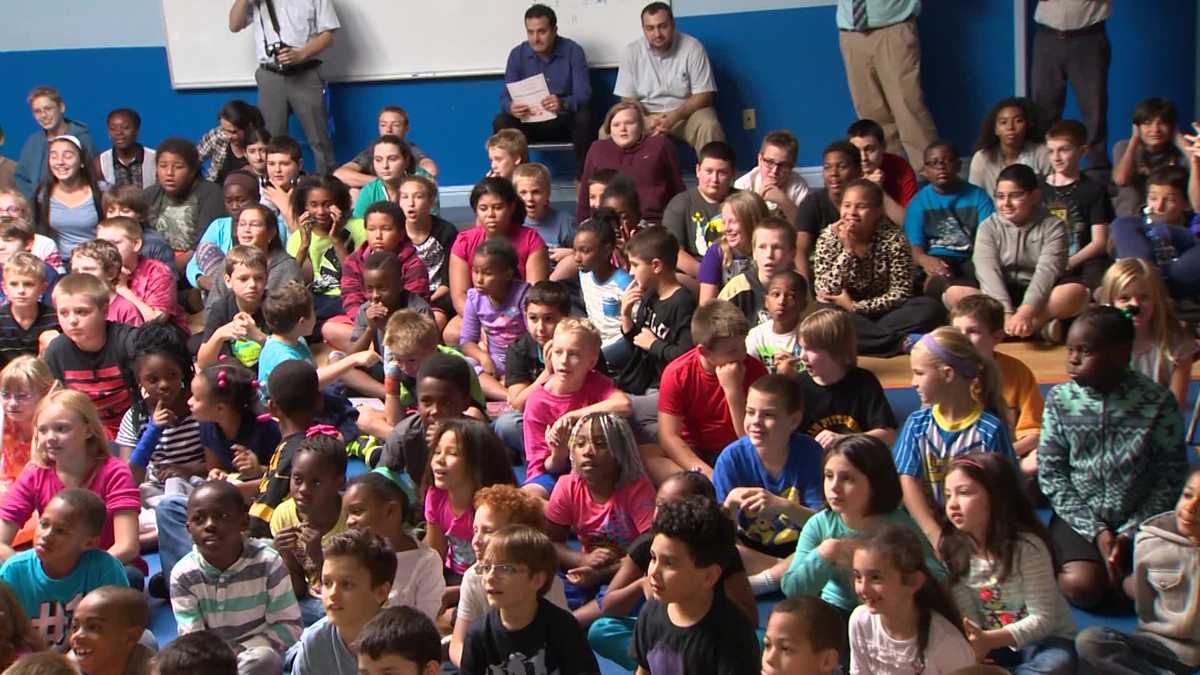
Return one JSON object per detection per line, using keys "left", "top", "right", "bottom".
{"left": 0, "top": 391, "right": 33, "bottom": 402}
{"left": 0, "top": 207, "right": 23, "bottom": 216}
{"left": 476, "top": 563, "right": 524, "bottom": 577}
{"left": 760, "top": 156, "right": 793, "bottom": 172}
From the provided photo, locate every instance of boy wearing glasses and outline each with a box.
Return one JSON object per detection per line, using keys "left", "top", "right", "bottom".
{"left": 902, "top": 139, "right": 995, "bottom": 301}
{"left": 460, "top": 525, "right": 599, "bottom": 675}
{"left": 733, "top": 131, "right": 809, "bottom": 222}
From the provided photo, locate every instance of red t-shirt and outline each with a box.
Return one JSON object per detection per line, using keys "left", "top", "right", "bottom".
{"left": 658, "top": 348, "right": 767, "bottom": 460}
{"left": 882, "top": 153, "right": 919, "bottom": 207}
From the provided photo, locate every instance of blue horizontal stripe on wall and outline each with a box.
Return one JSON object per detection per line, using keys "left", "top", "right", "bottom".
{"left": 0, "top": 1, "right": 1192, "bottom": 188}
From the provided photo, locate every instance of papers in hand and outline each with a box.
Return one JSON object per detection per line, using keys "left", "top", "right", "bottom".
{"left": 506, "top": 73, "right": 557, "bottom": 123}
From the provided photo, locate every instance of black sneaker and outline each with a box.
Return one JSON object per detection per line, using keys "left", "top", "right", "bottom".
{"left": 148, "top": 572, "right": 169, "bottom": 599}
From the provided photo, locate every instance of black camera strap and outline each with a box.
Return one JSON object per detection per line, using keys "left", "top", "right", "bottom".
{"left": 256, "top": 0, "right": 283, "bottom": 58}
{"left": 262, "top": 0, "right": 283, "bottom": 35}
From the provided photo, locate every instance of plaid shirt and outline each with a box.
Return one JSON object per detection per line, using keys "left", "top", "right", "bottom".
{"left": 197, "top": 127, "right": 231, "bottom": 182}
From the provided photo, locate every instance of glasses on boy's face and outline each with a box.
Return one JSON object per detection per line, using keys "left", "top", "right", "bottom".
{"left": 0, "top": 391, "right": 33, "bottom": 402}
{"left": 476, "top": 563, "right": 524, "bottom": 577}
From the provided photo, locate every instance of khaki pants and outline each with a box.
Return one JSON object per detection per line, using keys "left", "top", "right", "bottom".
{"left": 838, "top": 19, "right": 938, "bottom": 169}
{"left": 600, "top": 105, "right": 725, "bottom": 154}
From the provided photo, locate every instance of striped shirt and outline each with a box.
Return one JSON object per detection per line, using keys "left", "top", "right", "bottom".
{"left": 116, "top": 410, "right": 205, "bottom": 469}
{"left": 893, "top": 405, "right": 1014, "bottom": 503}
{"left": 169, "top": 537, "right": 301, "bottom": 653}
{"left": 0, "top": 303, "right": 58, "bottom": 369}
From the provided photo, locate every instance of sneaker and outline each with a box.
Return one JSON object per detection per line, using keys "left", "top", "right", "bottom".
{"left": 901, "top": 333, "right": 924, "bottom": 355}
{"left": 1039, "top": 318, "right": 1066, "bottom": 345}
{"left": 148, "top": 572, "right": 169, "bottom": 599}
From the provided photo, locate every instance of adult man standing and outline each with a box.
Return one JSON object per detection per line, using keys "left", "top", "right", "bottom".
{"left": 228, "top": 0, "right": 338, "bottom": 174}
{"left": 836, "top": 0, "right": 937, "bottom": 169}
{"left": 494, "top": 4, "right": 592, "bottom": 177}
{"left": 1031, "top": 0, "right": 1111, "bottom": 175}
{"left": 613, "top": 2, "right": 724, "bottom": 154}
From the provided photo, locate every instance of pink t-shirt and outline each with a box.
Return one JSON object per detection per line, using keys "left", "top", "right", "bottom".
{"left": 545, "top": 472, "right": 655, "bottom": 553}
{"left": 423, "top": 486, "right": 475, "bottom": 575}
{"left": 450, "top": 225, "right": 546, "bottom": 280}
{"left": 129, "top": 256, "right": 187, "bottom": 330}
{"left": 106, "top": 294, "right": 144, "bottom": 327}
{"left": 522, "top": 371, "right": 618, "bottom": 481}
{"left": 0, "top": 454, "right": 139, "bottom": 551}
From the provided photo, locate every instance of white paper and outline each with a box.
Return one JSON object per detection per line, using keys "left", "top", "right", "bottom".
{"left": 506, "top": 73, "right": 557, "bottom": 123}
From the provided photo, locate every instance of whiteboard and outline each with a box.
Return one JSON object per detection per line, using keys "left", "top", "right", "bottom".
{"left": 161, "top": 0, "right": 660, "bottom": 90}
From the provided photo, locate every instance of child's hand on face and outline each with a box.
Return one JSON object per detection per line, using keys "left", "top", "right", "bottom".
{"left": 150, "top": 398, "right": 177, "bottom": 428}
{"left": 329, "top": 205, "right": 345, "bottom": 233}
{"left": 715, "top": 360, "right": 746, "bottom": 390}
{"left": 620, "top": 282, "right": 643, "bottom": 318}
{"left": 365, "top": 302, "right": 390, "bottom": 330}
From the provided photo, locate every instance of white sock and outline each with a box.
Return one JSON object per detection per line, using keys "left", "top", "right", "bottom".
{"left": 748, "top": 569, "right": 778, "bottom": 595}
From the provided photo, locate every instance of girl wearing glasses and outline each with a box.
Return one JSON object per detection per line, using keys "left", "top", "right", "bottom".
{"left": 0, "top": 356, "right": 55, "bottom": 491}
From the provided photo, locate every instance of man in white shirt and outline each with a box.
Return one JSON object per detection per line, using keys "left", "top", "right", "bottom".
{"left": 612, "top": 2, "right": 724, "bottom": 153}
{"left": 733, "top": 130, "right": 810, "bottom": 223}
{"left": 1031, "top": 0, "right": 1112, "bottom": 175}
{"left": 228, "top": 0, "right": 339, "bottom": 174}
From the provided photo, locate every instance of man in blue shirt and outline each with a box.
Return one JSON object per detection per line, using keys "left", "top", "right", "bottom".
{"left": 493, "top": 3, "right": 593, "bottom": 177}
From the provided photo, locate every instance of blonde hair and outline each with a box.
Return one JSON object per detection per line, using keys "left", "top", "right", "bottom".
{"left": 798, "top": 308, "right": 857, "bottom": 367}
{"left": 1097, "top": 258, "right": 1186, "bottom": 369}
{"left": 0, "top": 191, "right": 31, "bottom": 221}
{"left": 95, "top": 216, "right": 142, "bottom": 242}
{"left": 70, "top": 240, "right": 122, "bottom": 284}
{"left": 52, "top": 273, "right": 110, "bottom": 313}
{"left": 719, "top": 191, "right": 770, "bottom": 268}
{"left": 0, "top": 356, "right": 55, "bottom": 400}
{"left": 916, "top": 326, "right": 1008, "bottom": 424}
{"left": 2, "top": 651, "right": 75, "bottom": 675}
{"left": 400, "top": 174, "right": 438, "bottom": 200}
{"left": 511, "top": 163, "right": 551, "bottom": 191}
{"left": 602, "top": 101, "right": 647, "bottom": 138}
{"left": 31, "top": 389, "right": 110, "bottom": 467}
{"left": 384, "top": 310, "right": 439, "bottom": 354}
{"left": 26, "top": 86, "right": 61, "bottom": 106}
{"left": 3, "top": 253, "right": 45, "bottom": 285}
{"left": 552, "top": 317, "right": 602, "bottom": 353}
{"left": 485, "top": 129, "right": 529, "bottom": 162}
{"left": 482, "top": 525, "right": 558, "bottom": 595}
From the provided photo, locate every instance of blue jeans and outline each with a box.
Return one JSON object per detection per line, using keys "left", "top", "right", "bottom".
{"left": 1076, "top": 625, "right": 1194, "bottom": 674}
{"left": 155, "top": 494, "right": 192, "bottom": 581}
{"left": 298, "top": 595, "right": 325, "bottom": 627}
{"left": 1110, "top": 218, "right": 1200, "bottom": 298}
{"left": 602, "top": 338, "right": 633, "bottom": 373}
{"left": 492, "top": 410, "right": 524, "bottom": 459}
{"left": 989, "top": 635, "right": 1077, "bottom": 674}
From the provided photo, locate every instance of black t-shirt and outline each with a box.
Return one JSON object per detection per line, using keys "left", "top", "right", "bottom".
{"left": 662, "top": 188, "right": 726, "bottom": 259}
{"left": 43, "top": 322, "right": 137, "bottom": 438}
{"left": 376, "top": 412, "right": 427, "bottom": 478}
{"left": 797, "top": 367, "right": 898, "bottom": 438}
{"left": 795, "top": 188, "right": 840, "bottom": 238}
{"left": 634, "top": 592, "right": 760, "bottom": 675}
{"left": 1041, "top": 176, "right": 1114, "bottom": 256}
{"left": 461, "top": 598, "right": 599, "bottom": 675}
{"left": 615, "top": 287, "right": 696, "bottom": 395}
{"left": 0, "top": 302, "right": 58, "bottom": 368}
{"left": 202, "top": 293, "right": 267, "bottom": 367}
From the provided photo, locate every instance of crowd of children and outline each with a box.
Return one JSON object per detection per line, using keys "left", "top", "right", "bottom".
{"left": 4, "top": 18, "right": 1200, "bottom": 675}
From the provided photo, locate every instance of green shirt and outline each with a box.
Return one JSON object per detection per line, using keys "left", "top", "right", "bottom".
{"left": 285, "top": 218, "right": 367, "bottom": 296}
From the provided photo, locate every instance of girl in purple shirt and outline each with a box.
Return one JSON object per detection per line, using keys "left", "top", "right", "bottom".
{"left": 459, "top": 238, "right": 529, "bottom": 401}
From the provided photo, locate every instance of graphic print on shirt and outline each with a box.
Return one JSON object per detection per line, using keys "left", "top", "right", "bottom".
{"left": 691, "top": 211, "right": 723, "bottom": 258}
{"left": 647, "top": 643, "right": 684, "bottom": 675}
{"left": 806, "top": 413, "right": 862, "bottom": 439}
{"left": 978, "top": 578, "right": 1026, "bottom": 630}
{"left": 1044, "top": 188, "right": 1086, "bottom": 256}
{"left": 449, "top": 533, "right": 475, "bottom": 570}
{"left": 741, "top": 486, "right": 804, "bottom": 548}
{"left": 489, "top": 648, "right": 550, "bottom": 675}
{"left": 31, "top": 593, "right": 83, "bottom": 649}
{"left": 582, "top": 508, "right": 641, "bottom": 553}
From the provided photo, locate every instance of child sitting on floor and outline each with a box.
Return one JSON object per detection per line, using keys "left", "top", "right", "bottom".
{"left": 459, "top": 238, "right": 530, "bottom": 401}
{"left": 67, "top": 586, "right": 153, "bottom": 675}
{"left": 745, "top": 269, "right": 808, "bottom": 374}
{"left": 69, "top": 240, "right": 144, "bottom": 327}
{"left": 762, "top": 596, "right": 845, "bottom": 675}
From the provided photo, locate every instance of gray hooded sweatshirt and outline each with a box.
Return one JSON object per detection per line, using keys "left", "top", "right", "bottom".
{"left": 1133, "top": 511, "right": 1200, "bottom": 666}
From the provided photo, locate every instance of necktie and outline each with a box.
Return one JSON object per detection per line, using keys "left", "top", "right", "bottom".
{"left": 852, "top": 0, "right": 869, "bottom": 31}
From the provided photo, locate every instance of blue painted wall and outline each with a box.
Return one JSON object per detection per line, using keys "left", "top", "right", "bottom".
{"left": 0, "top": 1, "right": 1193, "bottom": 187}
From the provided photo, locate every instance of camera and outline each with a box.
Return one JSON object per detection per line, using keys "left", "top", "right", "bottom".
{"left": 266, "top": 41, "right": 289, "bottom": 59}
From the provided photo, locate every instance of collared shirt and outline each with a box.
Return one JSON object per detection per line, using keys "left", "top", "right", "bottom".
{"left": 613, "top": 32, "right": 716, "bottom": 113}
{"left": 1034, "top": 0, "right": 1110, "bottom": 31}
{"left": 835, "top": 0, "right": 920, "bottom": 31}
{"left": 250, "top": 0, "right": 339, "bottom": 65}
{"left": 109, "top": 145, "right": 151, "bottom": 188}
{"left": 500, "top": 36, "right": 591, "bottom": 113}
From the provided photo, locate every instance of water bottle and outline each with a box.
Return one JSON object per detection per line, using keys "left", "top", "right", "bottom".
{"left": 1144, "top": 205, "right": 1178, "bottom": 268}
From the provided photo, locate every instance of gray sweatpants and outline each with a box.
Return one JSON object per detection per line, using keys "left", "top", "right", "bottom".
{"left": 255, "top": 65, "right": 335, "bottom": 174}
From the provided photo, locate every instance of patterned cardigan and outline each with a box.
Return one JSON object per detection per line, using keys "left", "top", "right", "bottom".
{"left": 812, "top": 218, "right": 914, "bottom": 317}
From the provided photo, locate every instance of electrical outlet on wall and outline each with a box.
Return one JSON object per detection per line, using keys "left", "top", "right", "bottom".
{"left": 742, "top": 108, "right": 756, "bottom": 130}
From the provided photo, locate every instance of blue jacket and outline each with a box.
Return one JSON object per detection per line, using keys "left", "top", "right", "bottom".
{"left": 14, "top": 119, "right": 97, "bottom": 198}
